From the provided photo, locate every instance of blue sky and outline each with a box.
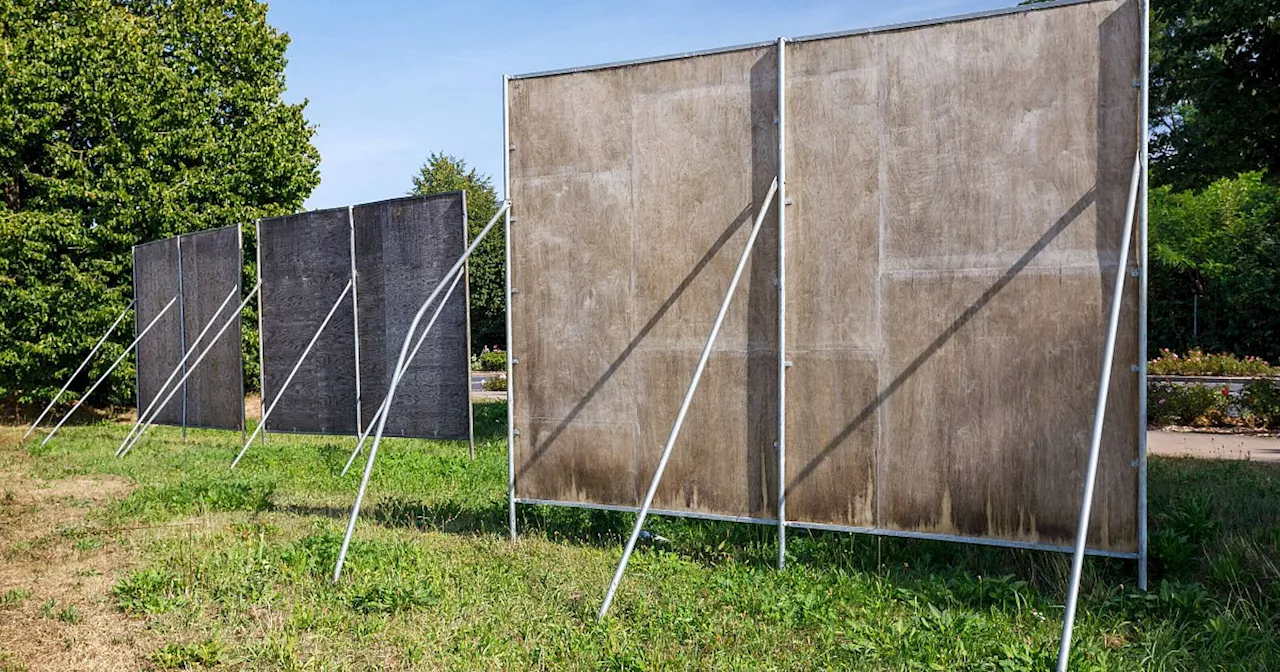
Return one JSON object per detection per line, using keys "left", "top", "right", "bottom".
{"left": 267, "top": 0, "right": 1018, "bottom": 210}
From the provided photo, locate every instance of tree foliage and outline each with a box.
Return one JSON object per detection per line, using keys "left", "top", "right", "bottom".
{"left": 1151, "top": 0, "right": 1280, "bottom": 190}
{"left": 410, "top": 153, "right": 504, "bottom": 352}
{"left": 0, "top": 0, "right": 319, "bottom": 409}
{"left": 1149, "top": 173, "right": 1280, "bottom": 360}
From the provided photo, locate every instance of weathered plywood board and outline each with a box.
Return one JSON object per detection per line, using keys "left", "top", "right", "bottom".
{"left": 133, "top": 238, "right": 183, "bottom": 426}
{"left": 178, "top": 226, "right": 244, "bottom": 431}
{"left": 511, "top": 0, "right": 1140, "bottom": 553}
{"left": 259, "top": 208, "right": 358, "bottom": 435}
{"left": 353, "top": 194, "right": 471, "bottom": 440}
{"left": 510, "top": 46, "right": 781, "bottom": 518}
{"left": 785, "top": 0, "right": 1140, "bottom": 550}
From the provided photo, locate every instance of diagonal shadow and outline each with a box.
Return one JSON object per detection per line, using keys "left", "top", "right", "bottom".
{"left": 516, "top": 203, "right": 756, "bottom": 479}
{"left": 789, "top": 188, "right": 1099, "bottom": 493}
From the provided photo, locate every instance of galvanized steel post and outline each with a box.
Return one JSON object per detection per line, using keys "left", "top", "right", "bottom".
{"left": 23, "top": 298, "right": 135, "bottom": 440}
{"left": 340, "top": 266, "right": 466, "bottom": 477}
{"left": 598, "top": 179, "right": 779, "bottom": 620}
{"left": 775, "top": 36, "right": 788, "bottom": 571}
{"left": 118, "top": 283, "right": 241, "bottom": 455}
{"left": 332, "top": 203, "right": 509, "bottom": 582}
{"left": 1137, "top": 0, "right": 1151, "bottom": 594}
{"left": 233, "top": 279, "right": 354, "bottom": 468}
{"left": 41, "top": 296, "right": 173, "bottom": 446}
{"left": 176, "top": 236, "right": 188, "bottom": 441}
{"left": 120, "top": 282, "right": 262, "bottom": 458}
{"left": 1056, "top": 151, "right": 1143, "bottom": 672}
{"left": 348, "top": 207, "right": 363, "bottom": 437}
{"left": 504, "top": 74, "right": 517, "bottom": 542}
{"left": 256, "top": 220, "right": 268, "bottom": 446}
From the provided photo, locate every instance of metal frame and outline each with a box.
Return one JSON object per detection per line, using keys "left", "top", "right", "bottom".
{"left": 23, "top": 298, "right": 135, "bottom": 440}
{"left": 117, "top": 283, "right": 241, "bottom": 456}
{"left": 598, "top": 179, "right": 779, "bottom": 619}
{"left": 509, "top": 0, "right": 1108, "bottom": 80}
{"left": 513, "top": 497, "right": 1139, "bottom": 560}
{"left": 119, "top": 281, "right": 262, "bottom": 458}
{"left": 1056, "top": 151, "right": 1143, "bottom": 670}
{"left": 505, "top": 0, "right": 1149, "bottom": 631}
{"left": 1137, "top": 0, "right": 1151, "bottom": 593}
{"left": 175, "top": 235, "right": 188, "bottom": 440}
{"left": 504, "top": 74, "right": 517, "bottom": 541}
{"left": 775, "top": 37, "right": 788, "bottom": 571}
{"left": 232, "top": 279, "right": 354, "bottom": 467}
{"left": 333, "top": 203, "right": 510, "bottom": 582}
{"left": 39, "top": 296, "right": 172, "bottom": 445}
{"left": 348, "top": 207, "right": 363, "bottom": 436}
{"left": 255, "top": 219, "right": 268, "bottom": 446}
{"left": 461, "top": 191, "right": 476, "bottom": 461}
{"left": 238, "top": 225, "right": 247, "bottom": 443}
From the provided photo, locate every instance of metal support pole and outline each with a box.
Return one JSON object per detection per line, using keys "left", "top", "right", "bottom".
{"left": 119, "top": 282, "right": 261, "bottom": 458}
{"left": 775, "top": 36, "right": 788, "bottom": 571}
{"left": 176, "top": 236, "right": 188, "bottom": 441}
{"left": 23, "top": 299, "right": 135, "bottom": 440}
{"left": 599, "top": 178, "right": 778, "bottom": 620}
{"left": 39, "top": 297, "right": 174, "bottom": 446}
{"left": 504, "top": 74, "right": 518, "bottom": 542}
{"left": 232, "top": 279, "right": 353, "bottom": 468}
{"left": 1056, "top": 151, "right": 1142, "bottom": 671}
{"left": 238, "top": 226, "right": 247, "bottom": 445}
{"left": 117, "top": 283, "right": 241, "bottom": 455}
{"left": 1137, "top": 0, "right": 1151, "bottom": 593}
{"left": 333, "top": 203, "right": 510, "bottom": 582}
{"left": 256, "top": 219, "right": 268, "bottom": 446}
{"left": 349, "top": 206, "right": 363, "bottom": 436}
{"left": 340, "top": 262, "right": 467, "bottom": 476}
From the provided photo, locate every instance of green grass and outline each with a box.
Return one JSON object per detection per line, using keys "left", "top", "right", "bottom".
{"left": 14, "top": 401, "right": 1280, "bottom": 670}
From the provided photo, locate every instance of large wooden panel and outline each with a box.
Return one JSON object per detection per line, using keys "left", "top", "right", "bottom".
{"left": 785, "top": 0, "right": 1140, "bottom": 550}
{"left": 178, "top": 226, "right": 244, "bottom": 431}
{"left": 353, "top": 194, "right": 471, "bottom": 441}
{"left": 511, "top": 0, "right": 1140, "bottom": 554}
{"left": 510, "top": 46, "right": 781, "bottom": 517}
{"left": 259, "top": 208, "right": 358, "bottom": 435}
{"left": 133, "top": 238, "right": 182, "bottom": 426}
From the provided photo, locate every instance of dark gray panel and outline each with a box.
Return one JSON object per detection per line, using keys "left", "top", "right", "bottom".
{"left": 179, "top": 226, "right": 244, "bottom": 431}
{"left": 133, "top": 238, "right": 182, "bottom": 426}
{"left": 259, "top": 208, "right": 358, "bottom": 435}
{"left": 354, "top": 193, "right": 470, "bottom": 440}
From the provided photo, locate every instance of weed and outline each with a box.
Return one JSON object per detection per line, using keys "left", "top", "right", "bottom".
{"left": 149, "top": 640, "right": 222, "bottom": 669}
{"left": 56, "top": 603, "right": 81, "bottom": 624}
{"left": 112, "top": 568, "right": 187, "bottom": 614}
{"left": 0, "top": 589, "right": 30, "bottom": 607}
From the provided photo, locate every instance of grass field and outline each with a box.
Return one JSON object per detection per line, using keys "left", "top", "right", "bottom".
{"left": 2, "top": 401, "right": 1278, "bottom": 670}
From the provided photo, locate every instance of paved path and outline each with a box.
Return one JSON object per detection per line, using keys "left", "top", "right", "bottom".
{"left": 1148, "top": 430, "right": 1280, "bottom": 463}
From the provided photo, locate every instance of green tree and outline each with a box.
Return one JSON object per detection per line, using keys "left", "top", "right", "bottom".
{"left": 1149, "top": 173, "right": 1280, "bottom": 359}
{"left": 1151, "top": 0, "right": 1280, "bottom": 189}
{"left": 0, "top": 0, "right": 319, "bottom": 409}
{"left": 410, "top": 153, "right": 504, "bottom": 352}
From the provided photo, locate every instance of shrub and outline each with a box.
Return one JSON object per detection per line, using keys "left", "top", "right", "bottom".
{"left": 1149, "top": 382, "right": 1227, "bottom": 426}
{"left": 478, "top": 350, "right": 507, "bottom": 372}
{"left": 1148, "top": 349, "right": 1280, "bottom": 377}
{"left": 1242, "top": 379, "right": 1280, "bottom": 428}
{"left": 482, "top": 375, "right": 508, "bottom": 392}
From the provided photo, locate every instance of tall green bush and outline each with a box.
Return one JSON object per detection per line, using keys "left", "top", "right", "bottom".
{"left": 0, "top": 0, "right": 318, "bottom": 408}
{"left": 1148, "top": 173, "right": 1280, "bottom": 363}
